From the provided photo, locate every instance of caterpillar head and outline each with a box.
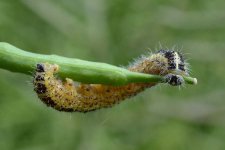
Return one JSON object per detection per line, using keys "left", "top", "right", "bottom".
{"left": 156, "top": 50, "right": 189, "bottom": 76}
{"left": 155, "top": 50, "right": 190, "bottom": 86}
{"left": 164, "top": 74, "right": 185, "bottom": 86}
{"left": 142, "top": 50, "right": 189, "bottom": 86}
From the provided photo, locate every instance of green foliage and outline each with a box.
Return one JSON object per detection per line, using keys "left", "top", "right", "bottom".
{"left": 0, "top": 0, "right": 224, "bottom": 150}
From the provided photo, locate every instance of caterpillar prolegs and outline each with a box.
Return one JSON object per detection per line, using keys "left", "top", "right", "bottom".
{"left": 33, "top": 50, "right": 189, "bottom": 112}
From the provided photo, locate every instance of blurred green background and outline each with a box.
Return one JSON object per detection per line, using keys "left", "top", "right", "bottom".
{"left": 0, "top": 0, "right": 225, "bottom": 150}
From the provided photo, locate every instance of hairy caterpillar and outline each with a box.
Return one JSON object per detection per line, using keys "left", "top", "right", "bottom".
{"left": 33, "top": 50, "right": 189, "bottom": 112}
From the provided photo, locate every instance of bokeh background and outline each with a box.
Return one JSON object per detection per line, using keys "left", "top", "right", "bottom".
{"left": 0, "top": 0, "right": 225, "bottom": 150}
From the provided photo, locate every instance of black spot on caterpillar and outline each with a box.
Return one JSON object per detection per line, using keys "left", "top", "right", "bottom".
{"left": 164, "top": 74, "right": 184, "bottom": 86}
{"left": 33, "top": 50, "right": 189, "bottom": 112}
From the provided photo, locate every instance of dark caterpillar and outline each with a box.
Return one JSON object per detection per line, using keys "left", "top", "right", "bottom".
{"left": 33, "top": 50, "right": 188, "bottom": 112}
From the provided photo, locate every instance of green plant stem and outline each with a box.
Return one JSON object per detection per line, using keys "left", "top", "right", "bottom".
{"left": 0, "top": 42, "right": 197, "bottom": 85}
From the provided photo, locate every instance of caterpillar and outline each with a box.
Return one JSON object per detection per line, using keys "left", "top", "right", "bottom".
{"left": 33, "top": 50, "right": 189, "bottom": 112}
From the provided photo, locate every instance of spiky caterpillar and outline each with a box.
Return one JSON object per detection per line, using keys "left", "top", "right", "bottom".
{"left": 33, "top": 50, "right": 189, "bottom": 112}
